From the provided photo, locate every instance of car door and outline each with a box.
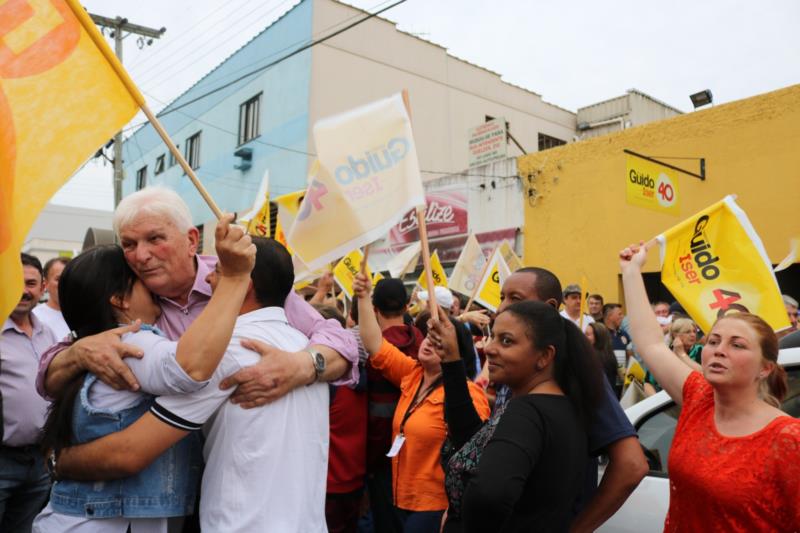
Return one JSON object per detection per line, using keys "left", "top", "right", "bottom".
{"left": 599, "top": 359, "right": 800, "bottom": 532}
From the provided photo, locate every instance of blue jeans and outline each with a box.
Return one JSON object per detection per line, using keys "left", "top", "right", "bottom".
{"left": 395, "top": 508, "right": 444, "bottom": 533}
{"left": 0, "top": 446, "right": 51, "bottom": 532}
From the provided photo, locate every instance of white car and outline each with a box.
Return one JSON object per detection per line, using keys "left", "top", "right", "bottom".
{"left": 599, "top": 347, "right": 800, "bottom": 533}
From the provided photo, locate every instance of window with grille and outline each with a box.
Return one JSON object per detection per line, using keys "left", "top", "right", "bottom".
{"left": 169, "top": 145, "right": 179, "bottom": 167}
{"left": 154, "top": 154, "right": 165, "bottom": 175}
{"left": 538, "top": 133, "right": 566, "bottom": 151}
{"left": 185, "top": 132, "right": 201, "bottom": 170}
{"left": 238, "top": 93, "right": 261, "bottom": 145}
{"left": 136, "top": 166, "right": 147, "bottom": 190}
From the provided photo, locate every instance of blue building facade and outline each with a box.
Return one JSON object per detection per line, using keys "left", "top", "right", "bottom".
{"left": 122, "top": 0, "right": 314, "bottom": 225}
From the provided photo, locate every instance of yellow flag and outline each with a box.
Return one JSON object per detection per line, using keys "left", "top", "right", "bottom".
{"left": 474, "top": 249, "right": 511, "bottom": 312}
{"left": 333, "top": 249, "right": 371, "bottom": 298}
{"left": 242, "top": 170, "right": 270, "bottom": 237}
{"left": 624, "top": 359, "right": 646, "bottom": 387}
{"left": 273, "top": 189, "right": 304, "bottom": 250}
{"left": 449, "top": 233, "right": 486, "bottom": 296}
{"left": 498, "top": 240, "right": 523, "bottom": 273}
{"left": 288, "top": 93, "right": 425, "bottom": 270}
{"left": 417, "top": 250, "right": 448, "bottom": 289}
{"left": 657, "top": 195, "right": 790, "bottom": 333}
{"left": 1, "top": 0, "right": 141, "bottom": 320}
{"left": 372, "top": 271, "right": 385, "bottom": 287}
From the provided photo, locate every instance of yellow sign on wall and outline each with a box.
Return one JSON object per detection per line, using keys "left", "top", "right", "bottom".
{"left": 625, "top": 154, "right": 680, "bottom": 215}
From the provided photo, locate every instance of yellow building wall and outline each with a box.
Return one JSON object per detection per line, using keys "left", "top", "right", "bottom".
{"left": 519, "top": 84, "right": 800, "bottom": 301}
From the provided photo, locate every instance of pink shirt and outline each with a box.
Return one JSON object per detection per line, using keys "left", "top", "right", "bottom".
{"left": 36, "top": 255, "right": 358, "bottom": 399}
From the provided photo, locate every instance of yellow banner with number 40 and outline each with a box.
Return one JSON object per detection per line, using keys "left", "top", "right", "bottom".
{"left": 626, "top": 154, "right": 680, "bottom": 216}
{"left": 657, "top": 196, "right": 789, "bottom": 333}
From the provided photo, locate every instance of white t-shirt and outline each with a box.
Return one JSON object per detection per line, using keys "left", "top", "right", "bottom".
{"left": 559, "top": 309, "right": 594, "bottom": 333}
{"left": 33, "top": 304, "right": 70, "bottom": 340}
{"left": 152, "top": 307, "right": 329, "bottom": 533}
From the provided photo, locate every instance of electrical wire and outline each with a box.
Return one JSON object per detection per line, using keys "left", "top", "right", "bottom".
{"left": 135, "top": 0, "right": 293, "bottom": 89}
{"left": 156, "top": 0, "right": 406, "bottom": 119}
{"left": 126, "top": 0, "right": 253, "bottom": 72}
{"left": 179, "top": 0, "right": 398, "bottom": 95}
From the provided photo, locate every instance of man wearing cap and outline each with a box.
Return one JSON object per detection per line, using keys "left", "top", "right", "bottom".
{"left": 418, "top": 285, "right": 454, "bottom": 315}
{"left": 365, "top": 278, "right": 424, "bottom": 533}
{"left": 560, "top": 284, "right": 594, "bottom": 332}
{"left": 783, "top": 294, "right": 798, "bottom": 331}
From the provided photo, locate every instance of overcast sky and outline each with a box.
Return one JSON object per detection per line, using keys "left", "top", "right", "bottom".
{"left": 51, "top": 0, "right": 800, "bottom": 210}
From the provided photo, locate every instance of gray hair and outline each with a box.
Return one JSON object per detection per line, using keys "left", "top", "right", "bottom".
{"left": 113, "top": 186, "right": 194, "bottom": 236}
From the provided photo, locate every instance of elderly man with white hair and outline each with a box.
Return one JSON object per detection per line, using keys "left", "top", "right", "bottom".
{"left": 37, "top": 186, "right": 358, "bottom": 408}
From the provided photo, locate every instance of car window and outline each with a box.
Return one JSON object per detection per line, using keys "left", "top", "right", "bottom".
{"left": 635, "top": 365, "right": 800, "bottom": 477}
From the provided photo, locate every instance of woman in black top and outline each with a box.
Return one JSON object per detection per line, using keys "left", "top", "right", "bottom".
{"left": 429, "top": 301, "right": 604, "bottom": 532}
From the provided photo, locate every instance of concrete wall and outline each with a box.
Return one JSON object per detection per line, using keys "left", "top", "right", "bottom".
{"left": 519, "top": 84, "right": 800, "bottom": 301}
{"left": 577, "top": 90, "right": 683, "bottom": 140}
{"left": 308, "top": 0, "right": 576, "bottom": 178}
{"left": 122, "top": 1, "right": 314, "bottom": 224}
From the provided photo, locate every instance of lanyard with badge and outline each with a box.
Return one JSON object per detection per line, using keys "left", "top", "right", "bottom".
{"left": 386, "top": 376, "right": 443, "bottom": 457}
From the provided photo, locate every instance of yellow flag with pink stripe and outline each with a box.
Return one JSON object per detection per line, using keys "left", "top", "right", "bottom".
{"left": 1, "top": 0, "right": 141, "bottom": 321}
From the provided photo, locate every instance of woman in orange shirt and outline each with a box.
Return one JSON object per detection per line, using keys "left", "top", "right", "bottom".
{"left": 354, "top": 272, "right": 489, "bottom": 533}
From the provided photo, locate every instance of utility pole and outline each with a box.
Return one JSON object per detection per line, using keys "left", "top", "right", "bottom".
{"left": 89, "top": 14, "right": 165, "bottom": 207}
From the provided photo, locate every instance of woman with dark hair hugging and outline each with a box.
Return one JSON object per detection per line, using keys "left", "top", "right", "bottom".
{"left": 34, "top": 217, "right": 254, "bottom": 533}
{"left": 429, "top": 301, "right": 604, "bottom": 532}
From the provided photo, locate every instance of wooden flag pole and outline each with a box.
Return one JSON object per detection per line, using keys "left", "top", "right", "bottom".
{"left": 139, "top": 103, "right": 223, "bottom": 220}
{"left": 463, "top": 245, "right": 496, "bottom": 313}
{"left": 416, "top": 206, "right": 440, "bottom": 322}
{"left": 400, "top": 89, "right": 438, "bottom": 322}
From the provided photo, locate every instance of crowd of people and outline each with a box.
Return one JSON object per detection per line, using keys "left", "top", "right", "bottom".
{"left": 1, "top": 186, "right": 798, "bottom": 532}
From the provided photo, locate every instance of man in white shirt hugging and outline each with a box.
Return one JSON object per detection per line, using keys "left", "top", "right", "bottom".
{"left": 55, "top": 237, "right": 329, "bottom": 532}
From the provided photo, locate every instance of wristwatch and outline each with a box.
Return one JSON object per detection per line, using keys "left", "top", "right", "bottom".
{"left": 307, "top": 348, "right": 326, "bottom": 383}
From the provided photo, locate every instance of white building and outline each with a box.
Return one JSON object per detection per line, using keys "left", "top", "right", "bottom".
{"left": 24, "top": 204, "right": 113, "bottom": 263}
{"left": 121, "top": 0, "right": 576, "bottom": 230}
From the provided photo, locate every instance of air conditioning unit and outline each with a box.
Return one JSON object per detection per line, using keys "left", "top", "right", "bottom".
{"left": 234, "top": 147, "right": 253, "bottom": 171}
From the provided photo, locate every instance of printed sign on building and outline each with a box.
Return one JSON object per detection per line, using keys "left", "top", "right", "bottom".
{"left": 468, "top": 118, "right": 508, "bottom": 168}
{"left": 388, "top": 190, "right": 469, "bottom": 246}
{"left": 625, "top": 154, "right": 680, "bottom": 216}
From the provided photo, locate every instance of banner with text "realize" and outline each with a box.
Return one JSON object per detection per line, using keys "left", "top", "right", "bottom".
{"left": 474, "top": 249, "right": 512, "bottom": 312}
{"left": 657, "top": 195, "right": 790, "bottom": 333}
{"left": 449, "top": 233, "right": 486, "bottom": 296}
{"left": 288, "top": 93, "right": 425, "bottom": 270}
{"left": 0, "top": 0, "right": 141, "bottom": 321}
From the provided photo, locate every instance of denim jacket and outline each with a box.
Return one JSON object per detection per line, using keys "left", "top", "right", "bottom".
{"left": 50, "top": 327, "right": 203, "bottom": 518}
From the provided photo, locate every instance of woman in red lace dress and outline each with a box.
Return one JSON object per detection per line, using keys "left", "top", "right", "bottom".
{"left": 620, "top": 242, "right": 800, "bottom": 532}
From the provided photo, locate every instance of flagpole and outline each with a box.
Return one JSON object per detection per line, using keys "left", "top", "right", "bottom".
{"left": 463, "top": 245, "right": 496, "bottom": 313}
{"left": 401, "top": 89, "right": 438, "bottom": 322}
{"left": 138, "top": 103, "right": 223, "bottom": 219}
{"left": 69, "top": 1, "right": 223, "bottom": 219}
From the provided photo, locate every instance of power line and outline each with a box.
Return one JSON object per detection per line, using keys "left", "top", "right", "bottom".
{"left": 127, "top": 0, "right": 252, "bottom": 72}
{"left": 136, "top": 0, "right": 292, "bottom": 90}
{"left": 175, "top": 0, "right": 397, "bottom": 96}
{"left": 157, "top": 0, "right": 406, "bottom": 119}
